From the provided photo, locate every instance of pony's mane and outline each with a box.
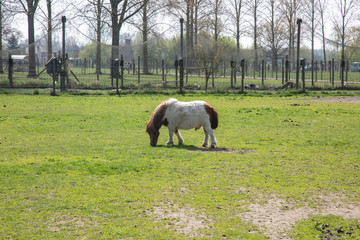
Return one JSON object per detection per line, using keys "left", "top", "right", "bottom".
{"left": 146, "top": 100, "right": 170, "bottom": 133}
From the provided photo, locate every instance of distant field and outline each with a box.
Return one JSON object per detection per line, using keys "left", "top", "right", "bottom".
{"left": 0, "top": 93, "right": 359, "bottom": 239}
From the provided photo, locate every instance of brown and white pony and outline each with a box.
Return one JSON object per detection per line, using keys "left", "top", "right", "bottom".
{"left": 146, "top": 98, "right": 218, "bottom": 147}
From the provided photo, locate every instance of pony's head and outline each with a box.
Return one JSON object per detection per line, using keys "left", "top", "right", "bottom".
{"left": 146, "top": 122, "right": 160, "bottom": 146}
{"left": 145, "top": 101, "right": 169, "bottom": 146}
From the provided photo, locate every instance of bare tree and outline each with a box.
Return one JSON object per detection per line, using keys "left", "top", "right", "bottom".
{"left": 0, "top": 1, "right": 3, "bottom": 73}
{"left": 210, "top": 0, "right": 224, "bottom": 42}
{"left": 246, "top": 0, "right": 264, "bottom": 72}
{"left": 195, "top": 32, "right": 230, "bottom": 93}
{"left": 37, "top": 0, "right": 66, "bottom": 61}
{"left": 130, "top": 0, "right": 165, "bottom": 74}
{"left": 46, "top": 0, "right": 53, "bottom": 61}
{"left": 105, "top": 0, "right": 145, "bottom": 65}
{"left": 317, "top": 0, "right": 328, "bottom": 69}
{"left": 260, "top": 0, "right": 287, "bottom": 71}
{"left": 10, "top": 0, "right": 40, "bottom": 77}
{"left": 167, "top": 0, "right": 208, "bottom": 64}
{"left": 280, "top": 0, "right": 302, "bottom": 70}
{"left": 73, "top": 0, "right": 107, "bottom": 75}
{"left": 227, "top": 0, "right": 245, "bottom": 58}
{"left": 303, "top": 0, "right": 318, "bottom": 83}
{"left": 332, "top": 0, "right": 359, "bottom": 85}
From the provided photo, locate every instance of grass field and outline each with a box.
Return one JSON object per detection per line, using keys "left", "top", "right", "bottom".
{"left": 1, "top": 92, "right": 360, "bottom": 239}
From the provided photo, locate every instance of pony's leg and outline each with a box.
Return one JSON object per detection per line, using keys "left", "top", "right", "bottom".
{"left": 175, "top": 129, "right": 184, "bottom": 145}
{"left": 204, "top": 126, "right": 217, "bottom": 148}
{"left": 202, "top": 129, "right": 209, "bottom": 147}
{"left": 167, "top": 127, "right": 174, "bottom": 145}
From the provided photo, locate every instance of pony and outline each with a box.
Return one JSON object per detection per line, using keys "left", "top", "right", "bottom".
{"left": 146, "top": 98, "right": 218, "bottom": 148}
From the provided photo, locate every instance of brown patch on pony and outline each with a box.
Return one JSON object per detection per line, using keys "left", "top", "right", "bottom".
{"left": 204, "top": 103, "right": 218, "bottom": 129}
{"left": 146, "top": 101, "right": 169, "bottom": 133}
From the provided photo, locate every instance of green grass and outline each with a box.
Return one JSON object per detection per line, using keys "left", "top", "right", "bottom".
{"left": 0, "top": 93, "right": 359, "bottom": 239}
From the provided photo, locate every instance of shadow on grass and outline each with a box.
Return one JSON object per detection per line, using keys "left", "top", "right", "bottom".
{"left": 155, "top": 144, "right": 255, "bottom": 154}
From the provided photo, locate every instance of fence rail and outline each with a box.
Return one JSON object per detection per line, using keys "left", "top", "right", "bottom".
{"left": 1, "top": 56, "right": 360, "bottom": 93}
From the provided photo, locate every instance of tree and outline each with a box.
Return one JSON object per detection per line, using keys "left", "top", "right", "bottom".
{"left": 246, "top": 0, "right": 264, "bottom": 72}
{"left": 167, "top": 0, "right": 209, "bottom": 67}
{"left": 303, "top": 0, "right": 318, "bottom": 84}
{"left": 280, "top": 0, "right": 302, "bottom": 70}
{"left": 227, "top": 0, "right": 245, "bottom": 58}
{"left": 79, "top": 41, "right": 111, "bottom": 65}
{"left": 105, "top": 0, "right": 145, "bottom": 69}
{"left": 37, "top": 0, "right": 66, "bottom": 61}
{"left": 210, "top": 0, "right": 224, "bottom": 42}
{"left": 0, "top": 1, "right": 3, "bottom": 73}
{"left": 15, "top": 0, "right": 40, "bottom": 78}
{"left": 260, "top": 0, "right": 287, "bottom": 71}
{"left": 317, "top": 0, "right": 328, "bottom": 69}
{"left": 332, "top": 0, "right": 359, "bottom": 85}
{"left": 6, "top": 33, "right": 21, "bottom": 50}
{"left": 194, "top": 32, "right": 231, "bottom": 93}
{"left": 345, "top": 26, "right": 360, "bottom": 62}
{"left": 74, "top": 0, "right": 107, "bottom": 75}
{"left": 130, "top": 0, "right": 166, "bottom": 74}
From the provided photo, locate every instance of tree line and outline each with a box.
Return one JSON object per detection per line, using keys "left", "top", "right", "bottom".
{"left": 1, "top": 0, "right": 359, "bottom": 79}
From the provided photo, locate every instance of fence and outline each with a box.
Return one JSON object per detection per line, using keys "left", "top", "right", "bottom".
{"left": 1, "top": 55, "right": 360, "bottom": 93}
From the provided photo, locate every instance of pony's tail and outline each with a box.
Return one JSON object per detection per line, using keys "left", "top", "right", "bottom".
{"left": 210, "top": 107, "right": 218, "bottom": 129}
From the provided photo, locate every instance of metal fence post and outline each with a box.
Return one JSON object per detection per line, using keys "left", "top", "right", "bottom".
{"left": 230, "top": 60, "right": 234, "bottom": 88}
{"left": 233, "top": 60, "right": 237, "bottom": 85}
{"left": 52, "top": 58, "right": 56, "bottom": 95}
{"left": 179, "top": 59, "right": 184, "bottom": 93}
{"left": 332, "top": 58, "right": 335, "bottom": 86}
{"left": 115, "top": 59, "right": 119, "bottom": 94}
{"left": 282, "top": 58, "right": 285, "bottom": 84}
{"left": 315, "top": 61, "right": 318, "bottom": 84}
{"left": 261, "top": 60, "right": 265, "bottom": 86}
{"left": 285, "top": 55, "right": 289, "bottom": 83}
{"left": 120, "top": 55, "right": 124, "bottom": 88}
{"left": 301, "top": 58, "right": 306, "bottom": 92}
{"left": 175, "top": 56, "right": 178, "bottom": 87}
{"left": 138, "top": 56, "right": 141, "bottom": 86}
{"left": 341, "top": 60, "right": 345, "bottom": 88}
{"left": 8, "top": 54, "right": 13, "bottom": 87}
{"left": 241, "top": 59, "right": 245, "bottom": 93}
{"left": 296, "top": 18, "right": 302, "bottom": 89}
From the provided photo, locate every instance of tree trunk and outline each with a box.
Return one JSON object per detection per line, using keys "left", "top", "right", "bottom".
{"left": 111, "top": 1, "right": 120, "bottom": 74}
{"left": 0, "top": 1, "right": 3, "bottom": 74}
{"left": 142, "top": 1, "right": 149, "bottom": 74}
{"left": 27, "top": 10, "right": 36, "bottom": 78}
{"left": 96, "top": 0, "right": 102, "bottom": 75}
{"left": 253, "top": 0, "right": 258, "bottom": 72}
{"left": 47, "top": 0, "right": 52, "bottom": 61}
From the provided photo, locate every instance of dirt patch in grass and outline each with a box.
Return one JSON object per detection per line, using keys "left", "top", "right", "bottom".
{"left": 240, "top": 193, "right": 360, "bottom": 240}
{"left": 48, "top": 215, "right": 87, "bottom": 232}
{"left": 150, "top": 203, "right": 212, "bottom": 237}
{"left": 308, "top": 96, "right": 360, "bottom": 104}
{"left": 189, "top": 148, "right": 255, "bottom": 154}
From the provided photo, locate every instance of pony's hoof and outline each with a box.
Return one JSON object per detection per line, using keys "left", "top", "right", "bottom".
{"left": 210, "top": 145, "right": 216, "bottom": 148}
{"left": 202, "top": 143, "right": 208, "bottom": 147}
{"left": 167, "top": 141, "right": 174, "bottom": 145}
